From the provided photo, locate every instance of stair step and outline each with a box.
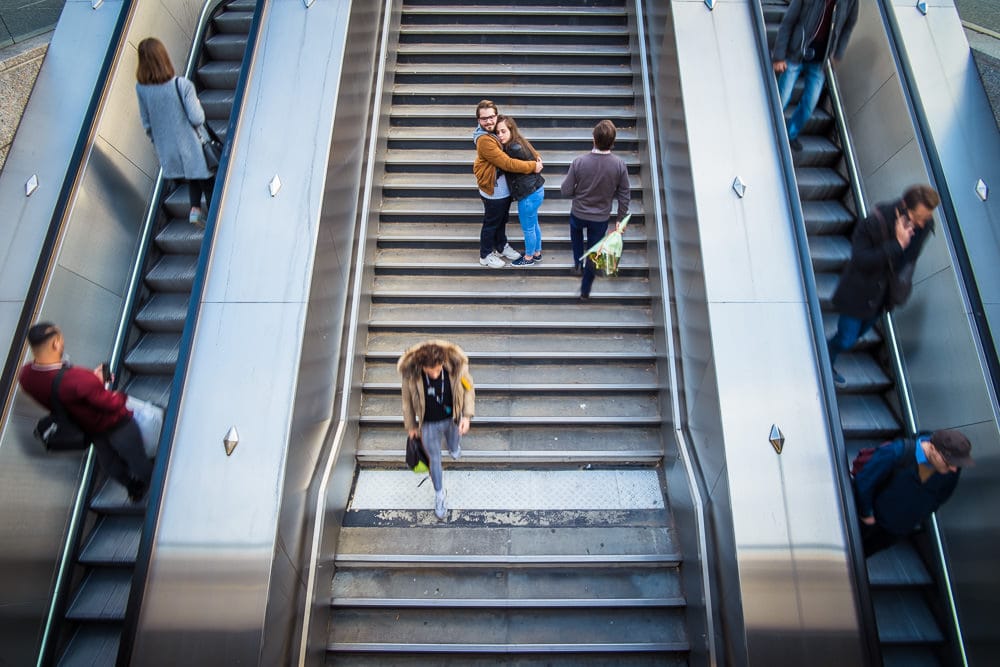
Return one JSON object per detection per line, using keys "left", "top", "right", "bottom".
{"left": 365, "top": 330, "right": 656, "bottom": 356}
{"left": 65, "top": 568, "right": 132, "bottom": 621}
{"left": 368, "top": 300, "right": 652, "bottom": 325}
{"left": 326, "top": 655, "right": 684, "bottom": 667}
{"left": 379, "top": 197, "right": 644, "bottom": 219}
{"left": 376, "top": 221, "right": 647, "bottom": 243}
{"left": 371, "top": 275, "right": 651, "bottom": 301}
{"left": 328, "top": 608, "right": 687, "bottom": 649}
{"left": 364, "top": 359, "right": 656, "bottom": 386}
{"left": 391, "top": 103, "right": 637, "bottom": 124}
{"left": 361, "top": 392, "right": 661, "bottom": 421}
{"left": 78, "top": 515, "right": 143, "bottom": 566}
{"left": 387, "top": 124, "right": 639, "bottom": 144}
{"left": 402, "top": 5, "right": 627, "bottom": 20}
{"left": 399, "top": 24, "right": 630, "bottom": 38}
{"left": 357, "top": 425, "right": 663, "bottom": 462}
{"left": 335, "top": 525, "right": 679, "bottom": 564}
{"left": 332, "top": 567, "right": 682, "bottom": 607}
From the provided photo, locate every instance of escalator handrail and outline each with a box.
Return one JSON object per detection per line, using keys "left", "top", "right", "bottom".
{"left": 633, "top": 1, "right": 718, "bottom": 663}
{"left": 0, "top": 1, "right": 135, "bottom": 463}
{"left": 115, "top": 1, "right": 268, "bottom": 662}
{"left": 748, "top": 1, "right": 880, "bottom": 663}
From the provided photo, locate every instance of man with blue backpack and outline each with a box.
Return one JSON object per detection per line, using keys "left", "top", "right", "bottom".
{"left": 853, "top": 429, "right": 973, "bottom": 557}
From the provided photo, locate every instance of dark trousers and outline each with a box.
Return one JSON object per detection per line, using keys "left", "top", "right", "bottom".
{"left": 480, "top": 195, "right": 511, "bottom": 259}
{"left": 187, "top": 177, "right": 216, "bottom": 210}
{"left": 860, "top": 520, "right": 901, "bottom": 558}
{"left": 92, "top": 418, "right": 153, "bottom": 491}
{"left": 828, "top": 314, "right": 878, "bottom": 367}
{"left": 569, "top": 213, "right": 609, "bottom": 297}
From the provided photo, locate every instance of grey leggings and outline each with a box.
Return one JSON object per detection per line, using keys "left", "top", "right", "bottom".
{"left": 420, "top": 418, "right": 460, "bottom": 491}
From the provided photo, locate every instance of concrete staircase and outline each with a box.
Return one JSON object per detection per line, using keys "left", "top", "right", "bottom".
{"left": 325, "top": 0, "right": 692, "bottom": 663}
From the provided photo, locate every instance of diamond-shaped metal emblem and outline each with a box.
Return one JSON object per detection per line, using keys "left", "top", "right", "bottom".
{"left": 916, "top": 1, "right": 928, "bottom": 15}
{"left": 304, "top": 0, "right": 316, "bottom": 7}
{"left": 769, "top": 424, "right": 785, "bottom": 455}
{"left": 732, "top": 176, "right": 747, "bottom": 198}
{"left": 92, "top": 0, "right": 104, "bottom": 8}
{"left": 223, "top": 426, "right": 239, "bottom": 456}
{"left": 268, "top": 174, "right": 282, "bottom": 197}
{"left": 25, "top": 174, "right": 39, "bottom": 196}
{"left": 976, "top": 179, "right": 988, "bottom": 202}
{"left": 704, "top": 0, "right": 715, "bottom": 9}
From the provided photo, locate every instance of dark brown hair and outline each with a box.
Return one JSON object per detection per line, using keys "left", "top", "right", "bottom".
{"left": 27, "top": 322, "right": 59, "bottom": 349}
{"left": 496, "top": 115, "right": 539, "bottom": 159}
{"left": 412, "top": 343, "right": 446, "bottom": 369}
{"left": 592, "top": 120, "right": 617, "bottom": 151}
{"left": 902, "top": 184, "right": 940, "bottom": 212}
{"left": 476, "top": 99, "right": 498, "bottom": 120}
{"left": 136, "top": 37, "right": 175, "bottom": 85}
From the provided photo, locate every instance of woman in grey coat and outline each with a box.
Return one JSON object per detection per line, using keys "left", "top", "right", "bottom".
{"left": 135, "top": 37, "right": 214, "bottom": 228}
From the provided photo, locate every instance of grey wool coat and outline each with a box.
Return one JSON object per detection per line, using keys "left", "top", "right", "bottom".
{"left": 135, "top": 76, "right": 212, "bottom": 180}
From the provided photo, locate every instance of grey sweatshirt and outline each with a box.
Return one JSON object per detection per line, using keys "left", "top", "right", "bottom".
{"left": 559, "top": 151, "right": 630, "bottom": 222}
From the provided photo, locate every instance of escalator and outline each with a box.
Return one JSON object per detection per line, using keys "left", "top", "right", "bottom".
{"left": 762, "top": 2, "right": 958, "bottom": 664}
{"left": 323, "top": 0, "right": 700, "bottom": 662}
{"left": 42, "top": 1, "right": 256, "bottom": 663}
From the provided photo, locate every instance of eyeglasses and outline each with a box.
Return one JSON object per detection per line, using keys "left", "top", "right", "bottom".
{"left": 478, "top": 114, "right": 497, "bottom": 122}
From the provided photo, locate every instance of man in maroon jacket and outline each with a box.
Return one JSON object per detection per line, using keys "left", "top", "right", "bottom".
{"left": 19, "top": 322, "right": 152, "bottom": 501}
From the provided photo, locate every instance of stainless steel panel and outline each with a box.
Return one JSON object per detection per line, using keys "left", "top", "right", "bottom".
{"left": 836, "top": 0, "right": 898, "bottom": 119}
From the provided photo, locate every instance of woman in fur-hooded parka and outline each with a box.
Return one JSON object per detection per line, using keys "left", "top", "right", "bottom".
{"left": 398, "top": 340, "right": 475, "bottom": 433}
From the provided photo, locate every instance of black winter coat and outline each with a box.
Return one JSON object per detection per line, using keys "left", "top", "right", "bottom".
{"left": 504, "top": 141, "right": 544, "bottom": 202}
{"left": 832, "top": 200, "right": 933, "bottom": 320}
{"left": 772, "top": 0, "right": 859, "bottom": 63}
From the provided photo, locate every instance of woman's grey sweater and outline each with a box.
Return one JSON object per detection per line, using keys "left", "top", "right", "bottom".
{"left": 135, "top": 76, "right": 211, "bottom": 180}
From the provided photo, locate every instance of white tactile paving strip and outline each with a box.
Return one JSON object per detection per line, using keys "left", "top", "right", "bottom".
{"left": 350, "top": 469, "right": 664, "bottom": 510}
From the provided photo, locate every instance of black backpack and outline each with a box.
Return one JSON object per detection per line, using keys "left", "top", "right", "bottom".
{"left": 33, "top": 367, "right": 89, "bottom": 452}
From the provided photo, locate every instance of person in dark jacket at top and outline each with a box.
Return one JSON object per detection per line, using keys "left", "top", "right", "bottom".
{"left": 828, "top": 184, "right": 939, "bottom": 386}
{"left": 560, "top": 119, "right": 630, "bottom": 299}
{"left": 473, "top": 100, "right": 544, "bottom": 268}
{"left": 18, "top": 323, "right": 153, "bottom": 501}
{"left": 772, "top": 0, "right": 859, "bottom": 150}
{"left": 496, "top": 115, "right": 545, "bottom": 266}
{"left": 854, "top": 430, "right": 972, "bottom": 557}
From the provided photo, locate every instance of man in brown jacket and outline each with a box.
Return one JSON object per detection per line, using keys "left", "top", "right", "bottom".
{"left": 398, "top": 340, "right": 476, "bottom": 519}
{"left": 473, "top": 100, "right": 543, "bottom": 268}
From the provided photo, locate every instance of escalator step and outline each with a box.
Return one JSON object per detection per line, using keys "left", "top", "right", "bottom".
{"left": 204, "top": 33, "right": 248, "bottom": 61}
{"left": 79, "top": 515, "right": 143, "bottom": 566}
{"left": 122, "top": 375, "right": 173, "bottom": 411}
{"left": 135, "top": 293, "right": 191, "bottom": 332}
{"left": 57, "top": 624, "right": 120, "bottom": 667}
{"left": 808, "top": 235, "right": 851, "bottom": 272}
{"left": 881, "top": 645, "right": 945, "bottom": 667}
{"left": 155, "top": 218, "right": 205, "bottom": 254}
{"left": 872, "top": 589, "right": 944, "bottom": 644}
{"left": 226, "top": 0, "right": 257, "bottom": 11}
{"left": 213, "top": 10, "right": 253, "bottom": 34}
{"left": 65, "top": 569, "right": 132, "bottom": 621}
{"left": 795, "top": 166, "right": 849, "bottom": 200}
{"left": 91, "top": 480, "right": 148, "bottom": 515}
{"left": 801, "top": 199, "right": 855, "bottom": 236}
{"left": 146, "top": 254, "right": 197, "bottom": 292}
{"left": 790, "top": 135, "right": 841, "bottom": 167}
{"left": 829, "top": 352, "right": 892, "bottom": 394}
{"left": 867, "top": 541, "right": 933, "bottom": 587}
{"left": 837, "top": 394, "right": 901, "bottom": 438}
{"left": 199, "top": 88, "right": 236, "bottom": 122}
{"left": 197, "top": 60, "right": 243, "bottom": 89}
{"left": 124, "top": 333, "right": 180, "bottom": 375}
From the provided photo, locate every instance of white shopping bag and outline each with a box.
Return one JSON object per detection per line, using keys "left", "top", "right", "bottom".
{"left": 126, "top": 396, "right": 164, "bottom": 458}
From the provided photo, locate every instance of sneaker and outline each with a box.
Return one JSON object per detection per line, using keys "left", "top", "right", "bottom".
{"left": 532, "top": 254, "right": 542, "bottom": 263}
{"left": 450, "top": 445, "right": 462, "bottom": 461}
{"left": 499, "top": 244, "right": 521, "bottom": 260}
{"left": 789, "top": 137, "right": 803, "bottom": 152}
{"left": 832, "top": 369, "right": 847, "bottom": 388}
{"left": 479, "top": 252, "right": 504, "bottom": 268}
{"left": 127, "top": 479, "right": 149, "bottom": 503}
{"left": 189, "top": 208, "right": 206, "bottom": 229}
{"left": 511, "top": 255, "right": 534, "bottom": 267}
{"left": 434, "top": 489, "right": 447, "bottom": 520}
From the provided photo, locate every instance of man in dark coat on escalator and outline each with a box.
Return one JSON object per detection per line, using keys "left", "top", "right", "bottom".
{"left": 772, "top": 0, "right": 859, "bottom": 150}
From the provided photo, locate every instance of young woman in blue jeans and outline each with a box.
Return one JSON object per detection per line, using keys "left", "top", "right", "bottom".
{"left": 496, "top": 115, "right": 544, "bottom": 266}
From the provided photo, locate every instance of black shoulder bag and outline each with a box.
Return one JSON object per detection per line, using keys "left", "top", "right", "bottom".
{"left": 33, "top": 367, "right": 90, "bottom": 452}
{"left": 175, "top": 78, "right": 223, "bottom": 172}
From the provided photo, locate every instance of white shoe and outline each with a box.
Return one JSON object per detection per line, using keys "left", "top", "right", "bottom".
{"left": 450, "top": 445, "right": 462, "bottom": 461}
{"left": 479, "top": 252, "right": 504, "bottom": 268}
{"left": 188, "top": 207, "right": 206, "bottom": 229}
{"left": 500, "top": 244, "right": 521, "bottom": 260}
{"left": 434, "top": 490, "right": 447, "bottom": 520}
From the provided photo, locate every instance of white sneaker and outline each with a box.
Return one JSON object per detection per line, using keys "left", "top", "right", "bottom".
{"left": 450, "top": 445, "right": 462, "bottom": 461}
{"left": 479, "top": 252, "right": 504, "bottom": 268}
{"left": 434, "top": 489, "right": 447, "bottom": 520}
{"left": 500, "top": 244, "right": 521, "bottom": 260}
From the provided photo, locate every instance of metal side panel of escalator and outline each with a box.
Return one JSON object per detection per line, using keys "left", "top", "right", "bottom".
{"left": 761, "top": 2, "right": 964, "bottom": 664}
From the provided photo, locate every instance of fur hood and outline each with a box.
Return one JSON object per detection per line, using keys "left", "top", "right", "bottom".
{"left": 397, "top": 339, "right": 469, "bottom": 376}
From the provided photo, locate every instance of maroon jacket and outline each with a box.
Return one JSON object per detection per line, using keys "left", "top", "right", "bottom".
{"left": 19, "top": 363, "right": 131, "bottom": 435}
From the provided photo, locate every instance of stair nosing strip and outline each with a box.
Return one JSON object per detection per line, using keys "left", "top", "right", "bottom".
{"left": 330, "top": 597, "right": 685, "bottom": 608}
{"left": 326, "top": 641, "right": 689, "bottom": 653}
{"left": 334, "top": 554, "right": 680, "bottom": 566}
{"left": 354, "top": 450, "right": 664, "bottom": 459}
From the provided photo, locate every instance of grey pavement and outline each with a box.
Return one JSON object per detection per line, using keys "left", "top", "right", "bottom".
{"left": 0, "top": 0, "right": 63, "bottom": 47}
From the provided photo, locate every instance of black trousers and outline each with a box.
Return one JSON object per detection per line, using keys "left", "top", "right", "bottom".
{"left": 91, "top": 418, "right": 153, "bottom": 491}
{"left": 187, "top": 177, "right": 216, "bottom": 210}
{"left": 860, "top": 520, "right": 901, "bottom": 558}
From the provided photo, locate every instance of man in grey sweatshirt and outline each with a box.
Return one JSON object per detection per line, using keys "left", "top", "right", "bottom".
{"left": 560, "top": 120, "right": 631, "bottom": 298}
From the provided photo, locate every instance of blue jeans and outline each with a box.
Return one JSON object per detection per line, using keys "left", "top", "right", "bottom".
{"left": 569, "top": 213, "right": 609, "bottom": 297}
{"left": 517, "top": 186, "right": 544, "bottom": 256}
{"left": 420, "top": 418, "right": 461, "bottom": 492}
{"left": 480, "top": 195, "right": 511, "bottom": 259}
{"left": 777, "top": 60, "right": 825, "bottom": 141}
{"left": 828, "top": 314, "right": 877, "bottom": 367}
